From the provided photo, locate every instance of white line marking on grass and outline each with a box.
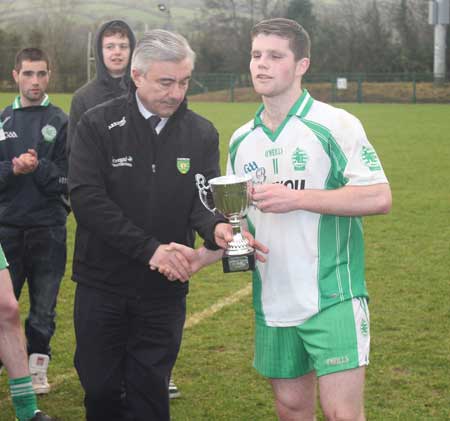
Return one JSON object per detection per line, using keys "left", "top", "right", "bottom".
{"left": 0, "top": 284, "right": 252, "bottom": 405}
{"left": 184, "top": 284, "right": 252, "bottom": 329}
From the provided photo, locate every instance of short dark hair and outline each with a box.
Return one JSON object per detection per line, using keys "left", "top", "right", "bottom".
{"left": 15, "top": 48, "right": 50, "bottom": 71}
{"left": 251, "top": 18, "right": 310, "bottom": 61}
{"left": 102, "top": 22, "right": 130, "bottom": 40}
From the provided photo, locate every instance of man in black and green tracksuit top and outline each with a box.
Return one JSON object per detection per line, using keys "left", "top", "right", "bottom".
{"left": 0, "top": 48, "right": 68, "bottom": 395}
{"left": 68, "top": 30, "right": 234, "bottom": 421}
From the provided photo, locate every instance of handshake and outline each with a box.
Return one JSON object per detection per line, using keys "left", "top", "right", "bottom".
{"left": 148, "top": 222, "right": 268, "bottom": 282}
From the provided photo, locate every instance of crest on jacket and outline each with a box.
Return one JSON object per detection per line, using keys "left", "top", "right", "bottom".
{"left": 176, "top": 158, "right": 190, "bottom": 174}
{"left": 42, "top": 124, "right": 57, "bottom": 142}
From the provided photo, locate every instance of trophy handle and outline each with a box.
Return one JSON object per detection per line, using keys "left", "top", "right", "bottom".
{"left": 195, "top": 174, "right": 216, "bottom": 214}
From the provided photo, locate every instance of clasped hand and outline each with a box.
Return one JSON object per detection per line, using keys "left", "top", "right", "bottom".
{"left": 12, "top": 149, "right": 39, "bottom": 175}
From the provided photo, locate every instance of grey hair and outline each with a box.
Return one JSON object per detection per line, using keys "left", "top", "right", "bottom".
{"left": 131, "top": 29, "right": 196, "bottom": 74}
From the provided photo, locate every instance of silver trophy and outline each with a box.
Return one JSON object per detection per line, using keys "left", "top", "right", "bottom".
{"left": 195, "top": 174, "right": 255, "bottom": 273}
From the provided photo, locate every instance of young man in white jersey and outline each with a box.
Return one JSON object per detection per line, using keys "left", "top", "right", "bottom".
{"left": 227, "top": 18, "right": 392, "bottom": 421}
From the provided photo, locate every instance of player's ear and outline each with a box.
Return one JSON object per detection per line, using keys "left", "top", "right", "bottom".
{"left": 296, "top": 58, "right": 310, "bottom": 77}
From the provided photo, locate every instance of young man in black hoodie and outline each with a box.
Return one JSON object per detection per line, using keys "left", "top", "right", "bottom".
{"left": 0, "top": 48, "right": 68, "bottom": 395}
{"left": 67, "top": 20, "right": 136, "bottom": 156}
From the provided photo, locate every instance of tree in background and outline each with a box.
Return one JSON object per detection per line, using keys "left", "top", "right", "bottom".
{"left": 360, "top": 0, "right": 397, "bottom": 73}
{"left": 190, "top": 0, "right": 287, "bottom": 73}
{"left": 284, "top": 0, "right": 316, "bottom": 39}
{"left": 0, "top": 0, "right": 441, "bottom": 91}
{"left": 0, "top": 30, "right": 23, "bottom": 89}
{"left": 390, "top": 0, "right": 433, "bottom": 73}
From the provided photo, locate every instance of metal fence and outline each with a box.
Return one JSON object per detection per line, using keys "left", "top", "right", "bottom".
{"left": 1, "top": 72, "right": 450, "bottom": 103}
{"left": 188, "top": 72, "right": 450, "bottom": 103}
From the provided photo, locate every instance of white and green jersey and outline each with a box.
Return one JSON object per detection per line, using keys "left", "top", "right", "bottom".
{"left": 227, "top": 90, "right": 388, "bottom": 327}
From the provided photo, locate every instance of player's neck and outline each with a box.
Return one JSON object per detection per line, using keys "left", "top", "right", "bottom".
{"left": 262, "top": 85, "right": 302, "bottom": 132}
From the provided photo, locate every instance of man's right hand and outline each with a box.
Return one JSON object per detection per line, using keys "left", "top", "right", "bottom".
{"left": 149, "top": 243, "right": 197, "bottom": 282}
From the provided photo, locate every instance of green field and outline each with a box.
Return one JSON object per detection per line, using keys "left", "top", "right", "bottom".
{"left": 0, "top": 93, "right": 449, "bottom": 420}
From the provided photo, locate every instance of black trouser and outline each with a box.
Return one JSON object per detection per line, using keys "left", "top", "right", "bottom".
{"left": 74, "top": 283, "right": 186, "bottom": 421}
{"left": 0, "top": 225, "right": 66, "bottom": 356}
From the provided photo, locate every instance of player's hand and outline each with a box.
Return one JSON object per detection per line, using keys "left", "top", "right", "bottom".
{"left": 214, "top": 223, "right": 268, "bottom": 263}
{"left": 242, "top": 230, "right": 268, "bottom": 263}
{"left": 252, "top": 183, "right": 299, "bottom": 213}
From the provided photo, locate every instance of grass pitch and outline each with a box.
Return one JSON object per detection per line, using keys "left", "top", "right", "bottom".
{"left": 0, "top": 93, "right": 449, "bottom": 420}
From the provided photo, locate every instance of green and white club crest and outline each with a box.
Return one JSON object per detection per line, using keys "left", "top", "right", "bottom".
{"left": 361, "top": 146, "right": 381, "bottom": 171}
{"left": 176, "top": 157, "right": 190, "bottom": 174}
{"left": 41, "top": 124, "right": 57, "bottom": 142}
{"left": 291, "top": 147, "right": 308, "bottom": 171}
{"left": 360, "top": 319, "right": 369, "bottom": 336}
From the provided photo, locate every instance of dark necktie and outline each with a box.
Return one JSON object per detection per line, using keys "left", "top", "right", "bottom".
{"left": 148, "top": 115, "right": 161, "bottom": 135}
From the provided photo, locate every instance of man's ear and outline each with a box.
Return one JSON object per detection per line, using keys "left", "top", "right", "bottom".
{"left": 131, "top": 68, "right": 142, "bottom": 87}
{"left": 12, "top": 69, "right": 19, "bottom": 84}
{"left": 296, "top": 58, "right": 310, "bottom": 78}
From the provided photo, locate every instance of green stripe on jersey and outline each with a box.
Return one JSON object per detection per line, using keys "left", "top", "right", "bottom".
{"left": 253, "top": 90, "right": 312, "bottom": 143}
{"left": 247, "top": 216, "right": 265, "bottom": 325}
{"left": 299, "top": 118, "right": 366, "bottom": 311}
{"left": 0, "top": 244, "right": 8, "bottom": 269}
{"left": 229, "top": 130, "right": 252, "bottom": 173}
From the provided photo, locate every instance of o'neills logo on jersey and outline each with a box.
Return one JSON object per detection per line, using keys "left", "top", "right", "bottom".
{"left": 112, "top": 156, "right": 133, "bottom": 167}
{"left": 265, "top": 147, "right": 283, "bottom": 158}
{"left": 326, "top": 355, "right": 349, "bottom": 366}
{"left": 108, "top": 116, "right": 126, "bottom": 130}
{"left": 275, "top": 179, "right": 305, "bottom": 190}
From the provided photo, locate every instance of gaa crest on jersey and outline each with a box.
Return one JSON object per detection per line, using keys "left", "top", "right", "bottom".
{"left": 176, "top": 157, "right": 190, "bottom": 174}
{"left": 41, "top": 124, "right": 57, "bottom": 142}
{"left": 361, "top": 146, "right": 381, "bottom": 171}
{"left": 291, "top": 147, "right": 308, "bottom": 171}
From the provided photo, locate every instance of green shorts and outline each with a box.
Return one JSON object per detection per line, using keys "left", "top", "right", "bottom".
{"left": 254, "top": 297, "right": 370, "bottom": 378}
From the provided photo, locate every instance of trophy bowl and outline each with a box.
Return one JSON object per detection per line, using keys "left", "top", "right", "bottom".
{"left": 196, "top": 174, "right": 255, "bottom": 273}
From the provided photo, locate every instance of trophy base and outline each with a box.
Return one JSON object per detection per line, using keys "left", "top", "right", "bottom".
{"left": 222, "top": 251, "right": 255, "bottom": 273}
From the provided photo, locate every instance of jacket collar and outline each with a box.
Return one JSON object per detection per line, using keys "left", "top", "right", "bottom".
{"left": 12, "top": 94, "right": 50, "bottom": 110}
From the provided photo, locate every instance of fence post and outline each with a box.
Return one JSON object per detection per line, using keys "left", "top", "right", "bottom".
{"left": 412, "top": 73, "right": 417, "bottom": 103}
{"left": 357, "top": 75, "right": 363, "bottom": 103}
{"left": 230, "top": 74, "right": 235, "bottom": 103}
{"left": 331, "top": 75, "right": 336, "bottom": 102}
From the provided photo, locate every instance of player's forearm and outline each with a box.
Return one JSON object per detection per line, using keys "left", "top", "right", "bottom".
{"left": 296, "top": 183, "right": 392, "bottom": 216}
{"left": 196, "top": 246, "right": 224, "bottom": 269}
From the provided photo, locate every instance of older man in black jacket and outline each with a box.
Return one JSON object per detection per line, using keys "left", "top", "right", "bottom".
{"left": 68, "top": 30, "right": 250, "bottom": 421}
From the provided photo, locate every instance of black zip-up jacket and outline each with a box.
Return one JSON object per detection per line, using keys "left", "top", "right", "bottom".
{"left": 68, "top": 92, "right": 224, "bottom": 298}
{"left": 67, "top": 19, "right": 136, "bottom": 156}
{"left": 0, "top": 98, "right": 68, "bottom": 227}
